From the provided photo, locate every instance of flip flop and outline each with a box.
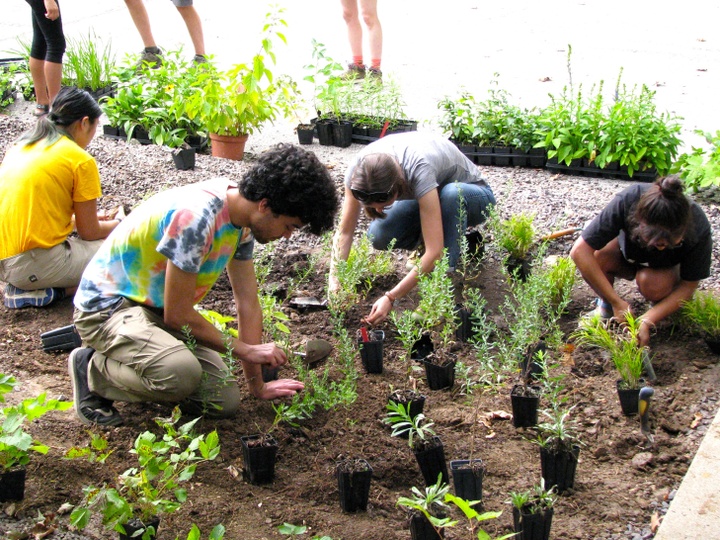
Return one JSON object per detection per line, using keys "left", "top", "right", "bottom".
{"left": 33, "top": 104, "right": 49, "bottom": 117}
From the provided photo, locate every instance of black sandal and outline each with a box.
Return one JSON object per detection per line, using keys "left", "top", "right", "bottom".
{"left": 33, "top": 104, "right": 49, "bottom": 117}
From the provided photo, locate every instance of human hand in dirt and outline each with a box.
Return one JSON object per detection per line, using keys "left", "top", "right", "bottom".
{"left": 637, "top": 319, "right": 653, "bottom": 347}
{"left": 611, "top": 299, "right": 632, "bottom": 322}
{"left": 44, "top": 0, "right": 59, "bottom": 20}
{"left": 260, "top": 379, "right": 305, "bottom": 399}
{"left": 245, "top": 343, "right": 287, "bottom": 368}
{"left": 365, "top": 295, "right": 392, "bottom": 325}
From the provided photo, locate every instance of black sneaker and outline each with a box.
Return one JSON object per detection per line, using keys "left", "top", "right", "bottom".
{"left": 68, "top": 348, "right": 123, "bottom": 426}
{"left": 137, "top": 47, "right": 163, "bottom": 69}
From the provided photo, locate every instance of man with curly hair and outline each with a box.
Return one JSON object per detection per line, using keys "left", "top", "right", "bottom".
{"left": 68, "top": 144, "right": 339, "bottom": 426}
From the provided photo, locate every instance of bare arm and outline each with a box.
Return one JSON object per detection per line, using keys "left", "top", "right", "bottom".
{"left": 73, "top": 199, "right": 120, "bottom": 241}
{"left": 226, "top": 258, "right": 303, "bottom": 399}
{"left": 365, "top": 190, "right": 445, "bottom": 324}
{"left": 638, "top": 280, "right": 699, "bottom": 346}
{"left": 329, "top": 185, "right": 362, "bottom": 293}
{"left": 162, "top": 261, "right": 286, "bottom": 368}
{"left": 570, "top": 236, "right": 630, "bottom": 316}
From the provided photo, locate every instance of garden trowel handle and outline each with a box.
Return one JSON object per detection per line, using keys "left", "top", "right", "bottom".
{"left": 639, "top": 386, "right": 655, "bottom": 444}
{"left": 540, "top": 227, "right": 582, "bottom": 241}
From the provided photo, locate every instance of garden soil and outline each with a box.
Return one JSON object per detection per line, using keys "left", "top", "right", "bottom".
{"left": 1, "top": 110, "right": 720, "bottom": 540}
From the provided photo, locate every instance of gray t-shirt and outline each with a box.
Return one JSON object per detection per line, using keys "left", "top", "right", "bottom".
{"left": 344, "top": 132, "right": 488, "bottom": 200}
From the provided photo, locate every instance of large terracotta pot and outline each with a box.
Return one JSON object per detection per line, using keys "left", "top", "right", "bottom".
{"left": 209, "top": 132, "right": 249, "bottom": 161}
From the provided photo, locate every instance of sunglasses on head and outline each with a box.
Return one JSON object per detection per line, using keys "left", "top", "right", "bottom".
{"left": 350, "top": 187, "right": 393, "bottom": 204}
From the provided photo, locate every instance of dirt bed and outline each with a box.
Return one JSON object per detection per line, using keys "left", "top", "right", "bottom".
{"left": 1, "top": 110, "right": 720, "bottom": 540}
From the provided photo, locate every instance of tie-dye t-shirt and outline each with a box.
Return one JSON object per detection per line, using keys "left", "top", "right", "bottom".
{"left": 74, "top": 178, "right": 253, "bottom": 313}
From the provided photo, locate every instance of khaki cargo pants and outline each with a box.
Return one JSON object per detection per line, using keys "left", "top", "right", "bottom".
{"left": 74, "top": 298, "right": 241, "bottom": 418}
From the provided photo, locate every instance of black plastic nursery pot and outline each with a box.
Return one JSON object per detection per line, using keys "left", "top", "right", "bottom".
{"left": 409, "top": 512, "right": 445, "bottom": 540}
{"left": 261, "top": 365, "right": 279, "bottom": 382}
{"left": 358, "top": 329, "right": 385, "bottom": 374}
{"left": 331, "top": 121, "right": 353, "bottom": 148}
{"left": 315, "top": 119, "right": 334, "bottom": 146}
{"left": 411, "top": 333, "right": 434, "bottom": 361}
{"left": 421, "top": 357, "right": 456, "bottom": 391}
{"left": 336, "top": 458, "right": 373, "bottom": 512}
{"left": 119, "top": 517, "right": 160, "bottom": 540}
{"left": 511, "top": 384, "right": 541, "bottom": 428}
{"left": 296, "top": 123, "right": 315, "bottom": 145}
{"left": 616, "top": 380, "right": 641, "bottom": 416}
{"left": 540, "top": 444, "right": 580, "bottom": 494}
{"left": 512, "top": 506, "right": 553, "bottom": 540}
{"left": 172, "top": 148, "right": 196, "bottom": 171}
{"left": 450, "top": 459, "right": 484, "bottom": 507}
{"left": 505, "top": 256, "right": 532, "bottom": 281}
{"left": 40, "top": 324, "right": 82, "bottom": 352}
{"left": 520, "top": 340, "right": 547, "bottom": 381}
{"left": 705, "top": 337, "right": 720, "bottom": 354}
{"left": 0, "top": 467, "right": 26, "bottom": 502}
{"left": 454, "top": 304, "right": 476, "bottom": 343}
{"left": 241, "top": 434, "right": 279, "bottom": 484}
{"left": 413, "top": 436, "right": 449, "bottom": 486}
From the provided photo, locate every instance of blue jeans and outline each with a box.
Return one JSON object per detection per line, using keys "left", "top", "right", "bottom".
{"left": 367, "top": 182, "right": 495, "bottom": 268}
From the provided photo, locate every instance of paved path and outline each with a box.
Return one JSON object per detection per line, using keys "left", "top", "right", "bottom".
{"left": 3, "top": 0, "right": 720, "bottom": 152}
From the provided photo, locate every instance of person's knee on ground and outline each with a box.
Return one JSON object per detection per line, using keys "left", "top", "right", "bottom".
{"left": 636, "top": 267, "right": 679, "bottom": 303}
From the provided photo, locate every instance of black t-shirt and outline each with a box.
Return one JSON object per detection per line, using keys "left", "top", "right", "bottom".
{"left": 582, "top": 184, "right": 713, "bottom": 282}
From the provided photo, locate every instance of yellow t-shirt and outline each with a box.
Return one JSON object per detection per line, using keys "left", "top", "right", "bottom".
{"left": 0, "top": 135, "right": 101, "bottom": 259}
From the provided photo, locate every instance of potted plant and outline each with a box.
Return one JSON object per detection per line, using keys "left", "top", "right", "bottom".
{"left": 444, "top": 493, "right": 516, "bottom": 540}
{"left": 70, "top": 408, "right": 220, "bottom": 540}
{"left": 397, "top": 475, "right": 454, "bottom": 540}
{"left": 532, "top": 406, "right": 581, "bottom": 494}
{"left": 680, "top": 290, "right": 720, "bottom": 354}
{"left": 185, "top": 7, "right": 298, "bottom": 160}
{"left": 486, "top": 208, "right": 536, "bottom": 281}
{"left": 358, "top": 327, "right": 385, "bottom": 374}
{"left": 510, "top": 347, "right": 546, "bottom": 429}
{"left": 62, "top": 30, "right": 117, "bottom": 100}
{"left": 572, "top": 313, "right": 647, "bottom": 415}
{"left": 0, "top": 374, "right": 71, "bottom": 502}
{"left": 384, "top": 401, "right": 449, "bottom": 486}
{"left": 509, "top": 480, "right": 557, "bottom": 540}
{"left": 450, "top": 397, "right": 484, "bottom": 508}
{"left": 336, "top": 457, "right": 373, "bottom": 512}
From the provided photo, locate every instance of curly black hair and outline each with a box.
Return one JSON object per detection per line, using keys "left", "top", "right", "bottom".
{"left": 240, "top": 143, "right": 339, "bottom": 235}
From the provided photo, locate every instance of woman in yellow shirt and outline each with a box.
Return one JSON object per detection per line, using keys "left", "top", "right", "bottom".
{"left": 0, "top": 87, "right": 121, "bottom": 308}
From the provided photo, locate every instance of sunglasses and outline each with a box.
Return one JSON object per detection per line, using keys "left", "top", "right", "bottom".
{"left": 350, "top": 187, "right": 393, "bottom": 204}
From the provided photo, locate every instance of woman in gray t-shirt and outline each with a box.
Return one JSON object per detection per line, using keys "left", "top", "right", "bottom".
{"left": 329, "top": 132, "right": 495, "bottom": 324}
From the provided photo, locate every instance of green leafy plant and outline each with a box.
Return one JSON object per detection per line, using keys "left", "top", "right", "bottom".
{"left": 185, "top": 7, "right": 298, "bottom": 137}
{"left": 64, "top": 431, "right": 114, "bottom": 464}
{"left": 383, "top": 400, "right": 436, "bottom": 450}
{"left": 62, "top": 29, "right": 116, "bottom": 91}
{"left": 0, "top": 61, "right": 25, "bottom": 109}
{"left": 176, "top": 524, "right": 226, "bottom": 540}
{"left": 571, "top": 313, "right": 646, "bottom": 389}
{"left": 491, "top": 211, "right": 536, "bottom": 261}
{"left": 444, "top": 493, "right": 515, "bottom": 540}
{"left": 508, "top": 479, "right": 556, "bottom": 514}
{"left": 414, "top": 252, "right": 457, "bottom": 351}
{"left": 680, "top": 290, "right": 720, "bottom": 340}
{"left": 672, "top": 129, "right": 720, "bottom": 191}
{"left": 532, "top": 405, "right": 581, "bottom": 454}
{"left": 70, "top": 408, "right": 221, "bottom": 540}
{"left": 0, "top": 374, "right": 72, "bottom": 471}
{"left": 397, "top": 475, "right": 456, "bottom": 531}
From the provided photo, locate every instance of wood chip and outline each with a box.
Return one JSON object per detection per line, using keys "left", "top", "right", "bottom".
{"left": 690, "top": 412, "right": 703, "bottom": 429}
{"left": 650, "top": 511, "right": 661, "bottom": 533}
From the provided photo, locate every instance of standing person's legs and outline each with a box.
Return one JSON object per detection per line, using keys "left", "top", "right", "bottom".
{"left": 26, "top": 0, "right": 65, "bottom": 108}
{"left": 173, "top": 1, "right": 206, "bottom": 58}
{"left": 124, "top": 0, "right": 158, "bottom": 49}
{"left": 439, "top": 182, "right": 495, "bottom": 269}
{"left": 341, "top": 0, "right": 364, "bottom": 68}
{"left": 359, "top": 0, "right": 382, "bottom": 69}
{"left": 74, "top": 300, "right": 241, "bottom": 418}
{"left": 367, "top": 200, "right": 422, "bottom": 251}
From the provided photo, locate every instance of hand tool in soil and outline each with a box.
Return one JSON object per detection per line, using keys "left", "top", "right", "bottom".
{"left": 293, "top": 339, "right": 333, "bottom": 366}
{"left": 289, "top": 296, "right": 328, "bottom": 312}
{"left": 639, "top": 386, "right": 655, "bottom": 444}
{"left": 642, "top": 349, "right": 657, "bottom": 383}
{"left": 539, "top": 227, "right": 583, "bottom": 242}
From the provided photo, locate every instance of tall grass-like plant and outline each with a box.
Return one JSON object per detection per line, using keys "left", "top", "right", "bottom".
{"left": 62, "top": 30, "right": 116, "bottom": 91}
{"left": 680, "top": 290, "right": 720, "bottom": 340}
{"left": 571, "top": 313, "right": 646, "bottom": 389}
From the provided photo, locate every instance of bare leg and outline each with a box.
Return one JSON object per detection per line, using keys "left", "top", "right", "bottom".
{"left": 124, "top": 0, "right": 157, "bottom": 49}
{"left": 44, "top": 61, "right": 62, "bottom": 104}
{"left": 359, "top": 0, "right": 382, "bottom": 65}
{"left": 176, "top": 6, "right": 205, "bottom": 56}
{"left": 341, "top": 0, "right": 363, "bottom": 61}
{"left": 636, "top": 266, "right": 680, "bottom": 303}
{"left": 29, "top": 56, "right": 49, "bottom": 106}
